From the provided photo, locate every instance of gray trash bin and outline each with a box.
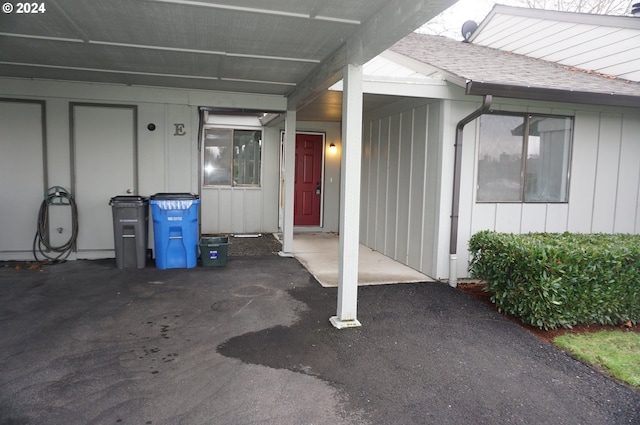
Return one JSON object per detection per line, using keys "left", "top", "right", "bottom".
{"left": 109, "top": 195, "right": 149, "bottom": 269}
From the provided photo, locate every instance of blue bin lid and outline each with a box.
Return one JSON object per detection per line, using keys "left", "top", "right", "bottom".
{"left": 150, "top": 192, "right": 199, "bottom": 200}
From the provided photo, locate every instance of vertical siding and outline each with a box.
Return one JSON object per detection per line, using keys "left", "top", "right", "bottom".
{"left": 463, "top": 106, "right": 640, "bottom": 278}
{"left": 386, "top": 114, "right": 401, "bottom": 258}
{"left": 616, "top": 116, "right": 640, "bottom": 233}
{"left": 362, "top": 101, "right": 439, "bottom": 276}
{"left": 396, "top": 110, "right": 413, "bottom": 263}
{"left": 361, "top": 122, "right": 371, "bottom": 243}
{"left": 421, "top": 104, "right": 441, "bottom": 273}
{"left": 199, "top": 124, "right": 280, "bottom": 235}
{"left": 376, "top": 118, "right": 390, "bottom": 253}
{"left": 591, "top": 114, "right": 622, "bottom": 233}
{"left": 407, "top": 106, "right": 428, "bottom": 270}
{"left": 367, "top": 121, "right": 380, "bottom": 247}
{"left": 567, "top": 111, "right": 600, "bottom": 232}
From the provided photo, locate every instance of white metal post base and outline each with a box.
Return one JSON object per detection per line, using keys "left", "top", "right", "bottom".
{"left": 329, "top": 316, "right": 362, "bottom": 329}
{"left": 277, "top": 251, "right": 294, "bottom": 258}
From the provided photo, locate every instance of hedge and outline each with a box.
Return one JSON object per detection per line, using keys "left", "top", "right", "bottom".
{"left": 468, "top": 231, "right": 640, "bottom": 330}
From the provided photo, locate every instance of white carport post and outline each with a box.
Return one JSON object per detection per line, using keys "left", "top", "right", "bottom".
{"left": 279, "top": 109, "right": 296, "bottom": 256}
{"left": 330, "top": 63, "right": 363, "bottom": 329}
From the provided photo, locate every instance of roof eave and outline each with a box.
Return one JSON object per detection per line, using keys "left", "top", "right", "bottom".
{"left": 466, "top": 81, "right": 640, "bottom": 109}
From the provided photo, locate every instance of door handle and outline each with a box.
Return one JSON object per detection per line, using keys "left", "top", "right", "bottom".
{"left": 315, "top": 182, "right": 321, "bottom": 195}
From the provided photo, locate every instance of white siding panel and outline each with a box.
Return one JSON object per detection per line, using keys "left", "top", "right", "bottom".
{"left": 376, "top": 118, "right": 390, "bottom": 253}
{"left": 396, "top": 110, "right": 413, "bottom": 263}
{"left": 500, "top": 19, "right": 560, "bottom": 55}
{"left": 231, "top": 190, "right": 245, "bottom": 233}
{"left": 407, "top": 106, "right": 428, "bottom": 270}
{"left": 200, "top": 189, "right": 220, "bottom": 233}
{"left": 545, "top": 204, "right": 569, "bottom": 232}
{"left": 473, "top": 15, "right": 528, "bottom": 48}
{"left": 422, "top": 104, "right": 440, "bottom": 274}
{"left": 495, "top": 204, "right": 523, "bottom": 233}
{"left": 567, "top": 111, "right": 600, "bottom": 232}
{"left": 517, "top": 22, "right": 585, "bottom": 58}
{"left": 218, "top": 189, "right": 233, "bottom": 232}
{"left": 471, "top": 203, "right": 497, "bottom": 234}
{"left": 614, "top": 115, "right": 640, "bottom": 234}
{"left": 591, "top": 114, "right": 622, "bottom": 233}
{"left": 407, "top": 106, "right": 427, "bottom": 270}
{"left": 360, "top": 121, "right": 371, "bottom": 244}
{"left": 165, "top": 104, "right": 193, "bottom": 192}
{"left": 521, "top": 204, "right": 547, "bottom": 233}
{"left": 138, "top": 103, "right": 166, "bottom": 195}
{"left": 386, "top": 114, "right": 400, "bottom": 258}
{"left": 367, "top": 120, "right": 380, "bottom": 247}
{"left": 541, "top": 26, "right": 622, "bottom": 64}
{"left": 243, "top": 189, "right": 263, "bottom": 232}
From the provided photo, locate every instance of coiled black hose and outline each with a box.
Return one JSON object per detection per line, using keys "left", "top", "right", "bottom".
{"left": 33, "top": 187, "right": 79, "bottom": 263}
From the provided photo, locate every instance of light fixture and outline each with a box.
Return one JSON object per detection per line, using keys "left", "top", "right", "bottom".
{"left": 329, "top": 143, "right": 337, "bottom": 154}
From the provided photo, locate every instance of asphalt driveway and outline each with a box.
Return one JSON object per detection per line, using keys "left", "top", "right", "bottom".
{"left": 0, "top": 255, "right": 638, "bottom": 425}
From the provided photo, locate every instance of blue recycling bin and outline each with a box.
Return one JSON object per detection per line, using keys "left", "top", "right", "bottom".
{"left": 149, "top": 193, "right": 200, "bottom": 269}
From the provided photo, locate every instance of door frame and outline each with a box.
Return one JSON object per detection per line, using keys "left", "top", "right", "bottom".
{"left": 279, "top": 130, "right": 326, "bottom": 231}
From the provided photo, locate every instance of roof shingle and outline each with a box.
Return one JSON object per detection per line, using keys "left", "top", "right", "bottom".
{"left": 390, "top": 33, "right": 640, "bottom": 101}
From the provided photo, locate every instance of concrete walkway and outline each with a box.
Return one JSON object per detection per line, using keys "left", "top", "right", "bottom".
{"left": 290, "top": 232, "right": 433, "bottom": 287}
{"left": 0, "top": 257, "right": 638, "bottom": 425}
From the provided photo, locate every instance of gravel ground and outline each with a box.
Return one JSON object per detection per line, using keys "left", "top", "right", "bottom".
{"left": 223, "top": 233, "right": 283, "bottom": 257}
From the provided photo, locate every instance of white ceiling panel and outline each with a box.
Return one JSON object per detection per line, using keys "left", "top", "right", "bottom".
{"left": 0, "top": 0, "right": 456, "bottom": 112}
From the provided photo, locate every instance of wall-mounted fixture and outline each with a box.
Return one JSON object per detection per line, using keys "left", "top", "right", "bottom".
{"left": 147, "top": 123, "right": 156, "bottom": 131}
{"left": 329, "top": 143, "right": 337, "bottom": 154}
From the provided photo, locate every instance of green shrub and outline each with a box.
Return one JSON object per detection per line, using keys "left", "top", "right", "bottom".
{"left": 468, "top": 231, "right": 640, "bottom": 330}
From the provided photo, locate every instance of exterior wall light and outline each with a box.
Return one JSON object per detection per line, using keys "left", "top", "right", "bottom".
{"left": 329, "top": 143, "right": 337, "bottom": 154}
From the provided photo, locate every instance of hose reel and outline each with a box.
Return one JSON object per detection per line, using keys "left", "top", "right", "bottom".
{"left": 33, "top": 186, "right": 79, "bottom": 263}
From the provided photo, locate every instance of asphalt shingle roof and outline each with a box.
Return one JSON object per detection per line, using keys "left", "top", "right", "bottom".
{"left": 390, "top": 33, "right": 640, "bottom": 102}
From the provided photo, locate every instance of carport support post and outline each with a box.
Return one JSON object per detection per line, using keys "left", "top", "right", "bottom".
{"left": 330, "top": 63, "right": 363, "bottom": 329}
{"left": 280, "top": 109, "right": 296, "bottom": 256}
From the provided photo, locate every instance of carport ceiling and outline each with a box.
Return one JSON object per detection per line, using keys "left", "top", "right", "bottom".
{"left": 0, "top": 0, "right": 454, "bottom": 108}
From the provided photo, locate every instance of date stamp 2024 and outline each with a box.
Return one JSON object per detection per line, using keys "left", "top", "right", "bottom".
{"left": 3, "top": 2, "right": 47, "bottom": 14}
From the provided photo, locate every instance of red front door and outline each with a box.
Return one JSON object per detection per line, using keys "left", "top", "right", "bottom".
{"left": 294, "top": 133, "right": 323, "bottom": 226}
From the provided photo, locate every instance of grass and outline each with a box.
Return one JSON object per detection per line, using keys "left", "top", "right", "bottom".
{"left": 554, "top": 331, "right": 640, "bottom": 388}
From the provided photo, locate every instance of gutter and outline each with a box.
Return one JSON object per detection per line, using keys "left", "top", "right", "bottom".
{"left": 449, "top": 94, "right": 492, "bottom": 287}
{"left": 466, "top": 81, "right": 640, "bottom": 109}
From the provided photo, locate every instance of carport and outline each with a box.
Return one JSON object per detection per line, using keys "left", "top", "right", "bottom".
{"left": 0, "top": 0, "right": 457, "bottom": 327}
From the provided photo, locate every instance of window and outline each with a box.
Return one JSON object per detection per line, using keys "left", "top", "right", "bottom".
{"left": 203, "top": 127, "right": 262, "bottom": 186}
{"left": 477, "top": 113, "right": 572, "bottom": 203}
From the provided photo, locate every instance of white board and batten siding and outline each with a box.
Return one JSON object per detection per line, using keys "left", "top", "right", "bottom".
{"left": 361, "top": 94, "right": 640, "bottom": 280}
{"left": 461, "top": 105, "right": 640, "bottom": 278}
{"left": 200, "top": 126, "right": 280, "bottom": 235}
{"left": 361, "top": 99, "right": 441, "bottom": 276}
{"left": 0, "top": 77, "right": 285, "bottom": 260}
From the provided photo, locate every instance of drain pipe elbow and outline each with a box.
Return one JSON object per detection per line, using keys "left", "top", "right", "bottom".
{"left": 449, "top": 95, "right": 492, "bottom": 287}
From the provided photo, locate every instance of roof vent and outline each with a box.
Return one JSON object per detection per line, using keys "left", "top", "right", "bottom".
{"left": 632, "top": 3, "right": 640, "bottom": 16}
{"left": 461, "top": 20, "right": 478, "bottom": 42}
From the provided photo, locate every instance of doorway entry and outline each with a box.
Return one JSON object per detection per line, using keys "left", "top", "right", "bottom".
{"left": 294, "top": 133, "right": 324, "bottom": 226}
